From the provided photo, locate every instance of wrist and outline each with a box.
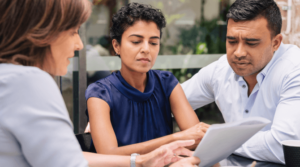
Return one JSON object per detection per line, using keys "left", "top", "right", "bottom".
{"left": 173, "top": 131, "right": 184, "bottom": 141}
{"left": 135, "top": 154, "right": 146, "bottom": 167}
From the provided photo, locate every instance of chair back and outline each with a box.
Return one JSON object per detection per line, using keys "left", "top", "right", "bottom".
{"left": 75, "top": 133, "right": 96, "bottom": 153}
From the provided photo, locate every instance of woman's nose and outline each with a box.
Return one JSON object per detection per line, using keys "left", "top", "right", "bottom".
{"left": 75, "top": 35, "right": 84, "bottom": 51}
{"left": 141, "top": 42, "right": 150, "bottom": 54}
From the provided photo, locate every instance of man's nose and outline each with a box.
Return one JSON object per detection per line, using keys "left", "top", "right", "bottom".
{"left": 234, "top": 43, "right": 247, "bottom": 59}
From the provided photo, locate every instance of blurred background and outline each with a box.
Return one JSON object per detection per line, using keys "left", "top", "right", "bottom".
{"left": 59, "top": 0, "right": 300, "bottom": 133}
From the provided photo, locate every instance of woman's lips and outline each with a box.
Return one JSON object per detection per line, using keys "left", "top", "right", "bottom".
{"left": 137, "top": 58, "right": 150, "bottom": 63}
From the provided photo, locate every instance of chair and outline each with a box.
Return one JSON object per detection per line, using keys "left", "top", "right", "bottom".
{"left": 75, "top": 133, "right": 96, "bottom": 153}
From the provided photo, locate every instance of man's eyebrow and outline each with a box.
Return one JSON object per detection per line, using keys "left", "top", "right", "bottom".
{"left": 244, "top": 38, "right": 261, "bottom": 42}
{"left": 226, "top": 36, "right": 261, "bottom": 42}
{"left": 226, "top": 36, "right": 236, "bottom": 40}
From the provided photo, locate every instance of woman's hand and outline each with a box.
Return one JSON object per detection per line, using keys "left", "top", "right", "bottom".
{"left": 174, "top": 122, "right": 210, "bottom": 147}
{"left": 169, "top": 156, "right": 201, "bottom": 167}
{"left": 136, "top": 140, "right": 199, "bottom": 167}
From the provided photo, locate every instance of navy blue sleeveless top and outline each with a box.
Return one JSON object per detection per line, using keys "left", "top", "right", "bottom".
{"left": 85, "top": 70, "right": 178, "bottom": 147}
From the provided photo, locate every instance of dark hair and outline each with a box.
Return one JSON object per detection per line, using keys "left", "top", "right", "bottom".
{"left": 0, "top": 0, "right": 91, "bottom": 66}
{"left": 226, "top": 0, "right": 282, "bottom": 37}
{"left": 110, "top": 2, "right": 166, "bottom": 44}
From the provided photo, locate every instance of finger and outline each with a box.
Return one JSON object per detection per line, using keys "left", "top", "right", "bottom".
{"left": 196, "top": 131, "right": 205, "bottom": 139}
{"left": 170, "top": 155, "right": 183, "bottom": 163}
{"left": 159, "top": 147, "right": 167, "bottom": 157}
{"left": 164, "top": 149, "right": 175, "bottom": 165}
{"left": 212, "top": 163, "right": 221, "bottom": 167}
{"left": 195, "top": 137, "right": 202, "bottom": 142}
{"left": 152, "top": 147, "right": 167, "bottom": 160}
{"left": 169, "top": 157, "right": 201, "bottom": 167}
{"left": 201, "top": 126, "right": 209, "bottom": 133}
{"left": 200, "top": 122, "right": 210, "bottom": 128}
{"left": 167, "top": 140, "right": 195, "bottom": 150}
{"left": 173, "top": 147, "right": 194, "bottom": 157}
{"left": 187, "top": 156, "right": 201, "bottom": 165}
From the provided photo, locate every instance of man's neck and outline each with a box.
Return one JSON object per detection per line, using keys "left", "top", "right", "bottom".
{"left": 243, "top": 74, "right": 258, "bottom": 97}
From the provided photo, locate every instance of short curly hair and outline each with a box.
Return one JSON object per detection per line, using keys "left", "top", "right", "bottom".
{"left": 110, "top": 2, "right": 166, "bottom": 44}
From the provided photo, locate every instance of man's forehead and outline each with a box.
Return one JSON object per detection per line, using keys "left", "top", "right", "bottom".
{"left": 227, "top": 18, "right": 270, "bottom": 38}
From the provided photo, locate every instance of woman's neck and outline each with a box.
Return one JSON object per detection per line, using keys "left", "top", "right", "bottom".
{"left": 120, "top": 66, "right": 147, "bottom": 93}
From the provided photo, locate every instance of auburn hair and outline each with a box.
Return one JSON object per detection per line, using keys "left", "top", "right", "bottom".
{"left": 0, "top": 0, "right": 91, "bottom": 66}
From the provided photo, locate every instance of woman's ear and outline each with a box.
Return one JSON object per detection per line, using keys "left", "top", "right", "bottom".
{"left": 112, "top": 39, "right": 120, "bottom": 55}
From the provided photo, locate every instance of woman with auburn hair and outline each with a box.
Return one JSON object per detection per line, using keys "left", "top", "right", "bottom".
{"left": 0, "top": 0, "right": 200, "bottom": 167}
{"left": 86, "top": 2, "right": 209, "bottom": 156}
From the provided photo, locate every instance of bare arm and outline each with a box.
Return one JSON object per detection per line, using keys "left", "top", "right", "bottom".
{"left": 170, "top": 84, "right": 200, "bottom": 129}
{"left": 88, "top": 97, "right": 180, "bottom": 155}
{"left": 82, "top": 140, "right": 199, "bottom": 167}
{"left": 83, "top": 152, "right": 131, "bottom": 167}
{"left": 88, "top": 92, "right": 208, "bottom": 155}
{"left": 170, "top": 83, "right": 210, "bottom": 149}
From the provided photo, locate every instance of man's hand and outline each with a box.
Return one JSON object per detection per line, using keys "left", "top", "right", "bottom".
{"left": 136, "top": 140, "right": 200, "bottom": 167}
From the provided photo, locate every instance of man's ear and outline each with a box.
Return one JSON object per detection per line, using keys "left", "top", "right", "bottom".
{"left": 112, "top": 39, "right": 120, "bottom": 55}
{"left": 272, "top": 33, "right": 283, "bottom": 52}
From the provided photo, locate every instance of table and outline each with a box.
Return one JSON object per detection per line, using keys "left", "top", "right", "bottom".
{"left": 218, "top": 154, "right": 286, "bottom": 167}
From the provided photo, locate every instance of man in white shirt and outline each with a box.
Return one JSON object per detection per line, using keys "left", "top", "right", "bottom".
{"left": 182, "top": 0, "right": 300, "bottom": 164}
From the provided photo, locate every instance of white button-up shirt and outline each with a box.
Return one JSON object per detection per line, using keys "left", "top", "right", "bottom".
{"left": 182, "top": 43, "right": 300, "bottom": 164}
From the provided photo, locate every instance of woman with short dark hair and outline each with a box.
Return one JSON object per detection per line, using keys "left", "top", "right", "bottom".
{"left": 86, "top": 2, "right": 209, "bottom": 156}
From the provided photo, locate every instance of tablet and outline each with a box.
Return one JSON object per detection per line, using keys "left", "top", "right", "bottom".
{"left": 193, "top": 117, "right": 270, "bottom": 167}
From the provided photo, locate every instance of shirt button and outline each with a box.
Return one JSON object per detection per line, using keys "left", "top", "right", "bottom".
{"left": 242, "top": 85, "right": 246, "bottom": 88}
{"left": 245, "top": 110, "right": 249, "bottom": 113}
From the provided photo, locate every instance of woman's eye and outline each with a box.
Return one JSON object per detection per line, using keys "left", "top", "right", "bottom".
{"left": 151, "top": 43, "right": 158, "bottom": 46}
{"left": 132, "top": 41, "right": 140, "bottom": 44}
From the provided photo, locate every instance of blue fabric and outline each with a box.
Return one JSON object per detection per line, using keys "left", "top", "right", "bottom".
{"left": 85, "top": 70, "right": 178, "bottom": 147}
